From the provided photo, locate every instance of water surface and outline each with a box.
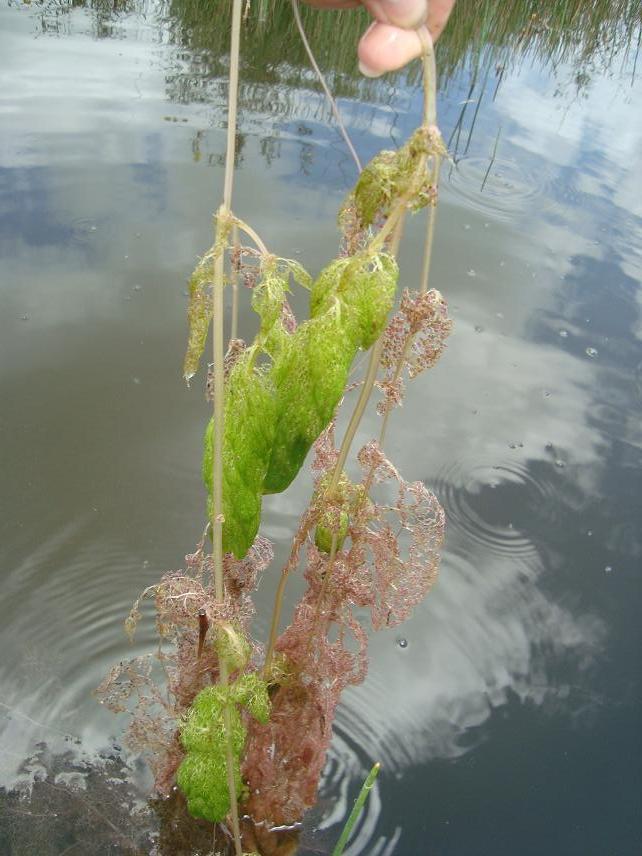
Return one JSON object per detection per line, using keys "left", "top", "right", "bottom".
{"left": 1, "top": 1, "right": 641, "bottom": 854}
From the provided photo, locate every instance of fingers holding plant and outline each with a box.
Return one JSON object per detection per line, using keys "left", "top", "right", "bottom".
{"left": 301, "top": 0, "right": 456, "bottom": 76}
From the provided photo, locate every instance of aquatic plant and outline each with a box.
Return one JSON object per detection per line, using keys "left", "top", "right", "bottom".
{"left": 97, "top": 1, "right": 452, "bottom": 853}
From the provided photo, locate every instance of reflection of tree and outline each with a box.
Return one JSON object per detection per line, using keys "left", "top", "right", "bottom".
{"left": 36, "top": 0, "right": 640, "bottom": 136}
{"left": 164, "top": 0, "right": 641, "bottom": 101}
{"left": 37, "top": 0, "right": 641, "bottom": 92}
{"left": 443, "top": 0, "right": 641, "bottom": 80}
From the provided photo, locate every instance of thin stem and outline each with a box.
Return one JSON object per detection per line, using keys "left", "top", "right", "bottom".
{"left": 329, "top": 338, "right": 383, "bottom": 494}
{"left": 223, "top": 0, "right": 243, "bottom": 211}
{"left": 419, "top": 159, "right": 441, "bottom": 294}
{"left": 419, "top": 29, "right": 437, "bottom": 126}
{"left": 337, "top": 37, "right": 440, "bottom": 497}
{"left": 212, "top": 218, "right": 226, "bottom": 605}
{"left": 263, "top": 515, "right": 316, "bottom": 674}
{"left": 291, "top": 0, "right": 362, "bottom": 173}
{"left": 331, "top": 763, "right": 381, "bottom": 856}
{"left": 264, "top": 577, "right": 287, "bottom": 675}
{"left": 220, "top": 660, "right": 242, "bottom": 855}
{"left": 265, "top": 4, "right": 438, "bottom": 684}
{"left": 215, "top": 0, "right": 243, "bottom": 852}
{"left": 212, "top": 222, "right": 242, "bottom": 854}
{"left": 367, "top": 200, "right": 406, "bottom": 254}
{"left": 230, "top": 222, "right": 240, "bottom": 342}
{"left": 306, "top": 531, "right": 339, "bottom": 658}
{"left": 233, "top": 216, "right": 270, "bottom": 256}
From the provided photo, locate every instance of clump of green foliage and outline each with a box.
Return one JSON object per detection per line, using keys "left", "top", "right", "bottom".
{"left": 345, "top": 127, "right": 448, "bottom": 229}
{"left": 263, "top": 252, "right": 398, "bottom": 495}
{"left": 177, "top": 673, "right": 270, "bottom": 822}
{"left": 190, "top": 239, "right": 400, "bottom": 557}
{"left": 186, "top": 116, "right": 445, "bottom": 560}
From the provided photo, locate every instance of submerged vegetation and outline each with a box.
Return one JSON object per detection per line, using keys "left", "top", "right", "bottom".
{"left": 96, "top": 0, "right": 454, "bottom": 851}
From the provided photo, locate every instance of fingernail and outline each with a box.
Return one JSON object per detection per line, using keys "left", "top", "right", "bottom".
{"left": 380, "top": 0, "right": 427, "bottom": 29}
{"left": 359, "top": 60, "right": 383, "bottom": 79}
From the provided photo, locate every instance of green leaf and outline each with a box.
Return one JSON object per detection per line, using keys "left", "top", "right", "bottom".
{"left": 339, "top": 253, "right": 398, "bottom": 350}
{"left": 278, "top": 257, "right": 313, "bottom": 291}
{"left": 263, "top": 253, "right": 398, "bottom": 495}
{"left": 232, "top": 673, "right": 271, "bottom": 724}
{"left": 345, "top": 127, "right": 448, "bottom": 230}
{"left": 310, "top": 257, "right": 351, "bottom": 317}
{"left": 314, "top": 510, "right": 349, "bottom": 553}
{"left": 177, "top": 674, "right": 270, "bottom": 823}
{"left": 183, "top": 212, "right": 232, "bottom": 383}
{"left": 183, "top": 261, "right": 214, "bottom": 383}
{"left": 251, "top": 261, "right": 291, "bottom": 358}
{"left": 263, "top": 309, "right": 357, "bottom": 495}
{"left": 203, "top": 354, "right": 277, "bottom": 558}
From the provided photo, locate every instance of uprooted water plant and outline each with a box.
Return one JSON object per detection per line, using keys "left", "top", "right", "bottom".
{"left": 96, "top": 1, "right": 453, "bottom": 853}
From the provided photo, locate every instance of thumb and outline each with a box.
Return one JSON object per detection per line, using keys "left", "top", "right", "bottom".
{"left": 358, "top": 22, "right": 427, "bottom": 77}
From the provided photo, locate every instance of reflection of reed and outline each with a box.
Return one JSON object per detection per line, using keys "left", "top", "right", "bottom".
{"left": 39, "top": 0, "right": 641, "bottom": 92}
{"left": 166, "top": 0, "right": 641, "bottom": 97}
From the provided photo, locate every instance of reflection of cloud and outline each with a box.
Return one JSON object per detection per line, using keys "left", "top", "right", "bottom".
{"left": 497, "top": 62, "right": 642, "bottom": 229}
{"left": 336, "top": 541, "right": 605, "bottom": 769}
{"left": 262, "top": 288, "right": 608, "bottom": 768}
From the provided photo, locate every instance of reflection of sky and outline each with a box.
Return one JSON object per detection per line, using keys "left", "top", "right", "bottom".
{"left": 328, "top": 59, "right": 642, "bottom": 773}
{"left": 1, "top": 3, "right": 641, "bottom": 850}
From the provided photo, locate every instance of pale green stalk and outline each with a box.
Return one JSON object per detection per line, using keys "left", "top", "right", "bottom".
{"left": 230, "top": 222, "right": 240, "bottom": 342}
{"left": 214, "top": 0, "right": 244, "bottom": 853}
{"left": 329, "top": 36, "right": 438, "bottom": 494}
{"left": 332, "top": 762, "right": 381, "bottom": 856}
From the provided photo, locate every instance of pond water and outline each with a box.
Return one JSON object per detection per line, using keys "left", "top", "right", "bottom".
{"left": 1, "top": 1, "right": 641, "bottom": 854}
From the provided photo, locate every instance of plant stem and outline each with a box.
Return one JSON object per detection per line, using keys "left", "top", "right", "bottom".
{"left": 233, "top": 217, "right": 270, "bottom": 256}
{"left": 331, "top": 762, "right": 381, "bottom": 856}
{"left": 223, "top": 0, "right": 242, "bottom": 211}
{"left": 419, "top": 29, "right": 437, "bottom": 126}
{"left": 419, "top": 159, "right": 441, "bottom": 294}
{"left": 328, "top": 338, "right": 383, "bottom": 494}
{"left": 214, "top": 0, "right": 244, "bottom": 853}
{"left": 307, "top": 530, "right": 339, "bottom": 656}
{"left": 212, "top": 219, "right": 226, "bottom": 602}
{"left": 328, "top": 190, "right": 413, "bottom": 496}
{"left": 263, "top": 513, "right": 316, "bottom": 674}
{"left": 264, "top": 577, "right": 287, "bottom": 675}
{"left": 265, "top": 7, "right": 438, "bottom": 680}
{"left": 291, "top": 0, "right": 362, "bottom": 173}
{"left": 335, "top": 31, "right": 441, "bottom": 493}
{"left": 230, "top": 222, "right": 240, "bottom": 342}
{"left": 370, "top": 179, "right": 442, "bottom": 486}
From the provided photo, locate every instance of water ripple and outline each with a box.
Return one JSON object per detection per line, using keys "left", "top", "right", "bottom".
{"left": 431, "top": 455, "right": 562, "bottom": 557}
{"left": 313, "top": 723, "right": 401, "bottom": 856}
{"left": 445, "top": 155, "right": 548, "bottom": 222}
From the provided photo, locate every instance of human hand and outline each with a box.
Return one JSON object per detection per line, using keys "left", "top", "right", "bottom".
{"left": 301, "top": 0, "right": 456, "bottom": 77}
